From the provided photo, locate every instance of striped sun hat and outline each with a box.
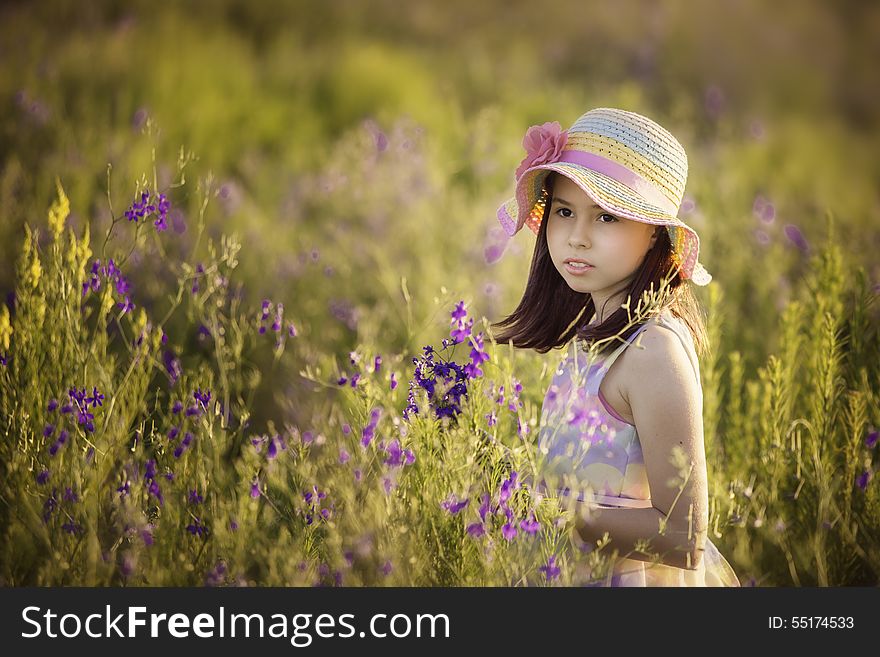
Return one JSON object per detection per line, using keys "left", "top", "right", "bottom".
{"left": 496, "top": 107, "right": 711, "bottom": 285}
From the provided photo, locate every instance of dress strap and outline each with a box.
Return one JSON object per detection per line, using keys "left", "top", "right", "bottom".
{"left": 584, "top": 320, "right": 654, "bottom": 395}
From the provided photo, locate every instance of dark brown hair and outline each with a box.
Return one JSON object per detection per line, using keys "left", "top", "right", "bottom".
{"left": 491, "top": 172, "right": 709, "bottom": 359}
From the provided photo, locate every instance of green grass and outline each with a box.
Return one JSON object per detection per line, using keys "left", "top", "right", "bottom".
{"left": 1, "top": 0, "right": 878, "bottom": 586}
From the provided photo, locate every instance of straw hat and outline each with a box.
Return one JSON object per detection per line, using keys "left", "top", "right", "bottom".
{"left": 496, "top": 107, "right": 711, "bottom": 285}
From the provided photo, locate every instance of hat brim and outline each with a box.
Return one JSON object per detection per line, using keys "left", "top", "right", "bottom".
{"left": 496, "top": 163, "right": 712, "bottom": 285}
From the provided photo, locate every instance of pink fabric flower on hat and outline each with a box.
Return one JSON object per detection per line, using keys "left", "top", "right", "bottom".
{"left": 515, "top": 121, "right": 568, "bottom": 181}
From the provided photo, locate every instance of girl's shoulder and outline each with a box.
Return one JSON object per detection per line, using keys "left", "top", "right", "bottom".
{"left": 616, "top": 312, "right": 701, "bottom": 398}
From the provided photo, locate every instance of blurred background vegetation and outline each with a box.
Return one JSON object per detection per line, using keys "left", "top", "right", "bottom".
{"left": 1, "top": 0, "right": 878, "bottom": 585}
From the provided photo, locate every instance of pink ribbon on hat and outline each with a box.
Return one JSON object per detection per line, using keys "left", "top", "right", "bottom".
{"left": 555, "top": 150, "right": 679, "bottom": 215}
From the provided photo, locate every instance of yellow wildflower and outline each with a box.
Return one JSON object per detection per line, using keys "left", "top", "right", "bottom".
{"left": 0, "top": 305, "right": 12, "bottom": 351}
{"left": 48, "top": 177, "right": 70, "bottom": 240}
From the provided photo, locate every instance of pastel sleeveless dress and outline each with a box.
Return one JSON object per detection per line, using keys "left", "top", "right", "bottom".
{"left": 533, "top": 310, "right": 740, "bottom": 587}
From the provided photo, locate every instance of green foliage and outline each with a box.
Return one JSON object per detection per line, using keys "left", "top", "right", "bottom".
{"left": 1, "top": 0, "right": 879, "bottom": 586}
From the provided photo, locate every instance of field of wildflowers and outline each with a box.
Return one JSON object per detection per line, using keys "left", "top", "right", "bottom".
{"left": 1, "top": 0, "right": 878, "bottom": 586}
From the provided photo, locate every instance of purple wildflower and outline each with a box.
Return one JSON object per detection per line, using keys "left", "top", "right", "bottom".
{"left": 117, "top": 479, "right": 130, "bottom": 497}
{"left": 85, "top": 387, "right": 104, "bottom": 407}
{"left": 441, "top": 494, "right": 470, "bottom": 514}
{"left": 466, "top": 522, "right": 485, "bottom": 537}
{"left": 62, "top": 520, "right": 82, "bottom": 535}
{"left": 520, "top": 512, "right": 540, "bottom": 535}
{"left": 76, "top": 407, "right": 96, "bottom": 432}
{"left": 783, "top": 224, "right": 810, "bottom": 253}
{"left": 250, "top": 479, "right": 261, "bottom": 498}
{"left": 450, "top": 317, "right": 474, "bottom": 344}
{"left": 124, "top": 189, "right": 170, "bottom": 234}
{"left": 186, "top": 517, "right": 208, "bottom": 537}
{"left": 499, "top": 472, "right": 519, "bottom": 505}
{"left": 857, "top": 470, "right": 872, "bottom": 491}
{"left": 381, "top": 435, "right": 414, "bottom": 467}
{"left": 464, "top": 332, "right": 489, "bottom": 379}
{"left": 163, "top": 350, "right": 182, "bottom": 384}
{"left": 173, "top": 432, "right": 194, "bottom": 458}
{"left": 538, "top": 556, "right": 561, "bottom": 581}
{"left": 866, "top": 429, "right": 878, "bottom": 449}
{"left": 36, "top": 469, "right": 50, "bottom": 485}
{"left": 193, "top": 387, "right": 211, "bottom": 407}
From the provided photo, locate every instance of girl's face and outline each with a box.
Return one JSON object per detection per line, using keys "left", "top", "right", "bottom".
{"left": 545, "top": 174, "right": 660, "bottom": 298}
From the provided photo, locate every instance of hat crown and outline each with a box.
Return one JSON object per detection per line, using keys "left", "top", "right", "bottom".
{"left": 565, "top": 108, "right": 688, "bottom": 211}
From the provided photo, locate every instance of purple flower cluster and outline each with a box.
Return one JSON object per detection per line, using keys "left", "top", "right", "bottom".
{"left": 403, "top": 344, "right": 467, "bottom": 420}
{"left": 38, "top": 482, "right": 77, "bottom": 526}
{"left": 82, "top": 259, "right": 134, "bottom": 315}
{"left": 41, "top": 488, "right": 58, "bottom": 523}
{"left": 440, "top": 494, "right": 469, "bottom": 514}
{"left": 303, "top": 485, "right": 334, "bottom": 525}
{"left": 165, "top": 389, "right": 210, "bottom": 458}
{"left": 144, "top": 458, "right": 164, "bottom": 506}
{"left": 484, "top": 378, "right": 525, "bottom": 427}
{"left": 251, "top": 433, "right": 288, "bottom": 459}
{"left": 380, "top": 438, "right": 415, "bottom": 467}
{"left": 43, "top": 386, "right": 103, "bottom": 453}
{"left": 186, "top": 516, "right": 208, "bottom": 537}
{"left": 163, "top": 349, "right": 181, "bottom": 384}
{"left": 449, "top": 301, "right": 491, "bottom": 375}
{"left": 404, "top": 302, "right": 488, "bottom": 421}
{"left": 361, "top": 407, "right": 382, "bottom": 447}
{"left": 538, "top": 556, "right": 561, "bottom": 582}
{"left": 462, "top": 472, "right": 541, "bottom": 543}
{"left": 337, "top": 350, "right": 396, "bottom": 391}
{"left": 124, "top": 189, "right": 170, "bottom": 232}
{"left": 258, "top": 298, "right": 297, "bottom": 348}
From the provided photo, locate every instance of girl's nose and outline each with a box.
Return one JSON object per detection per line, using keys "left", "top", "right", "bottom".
{"left": 567, "top": 217, "right": 592, "bottom": 248}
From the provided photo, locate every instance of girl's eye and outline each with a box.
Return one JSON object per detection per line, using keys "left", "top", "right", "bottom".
{"left": 555, "top": 208, "right": 618, "bottom": 223}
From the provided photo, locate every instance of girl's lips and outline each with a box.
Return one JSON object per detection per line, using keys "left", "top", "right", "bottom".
{"left": 564, "top": 261, "right": 595, "bottom": 275}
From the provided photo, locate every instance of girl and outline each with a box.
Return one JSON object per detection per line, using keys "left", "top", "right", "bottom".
{"left": 492, "top": 107, "right": 740, "bottom": 587}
